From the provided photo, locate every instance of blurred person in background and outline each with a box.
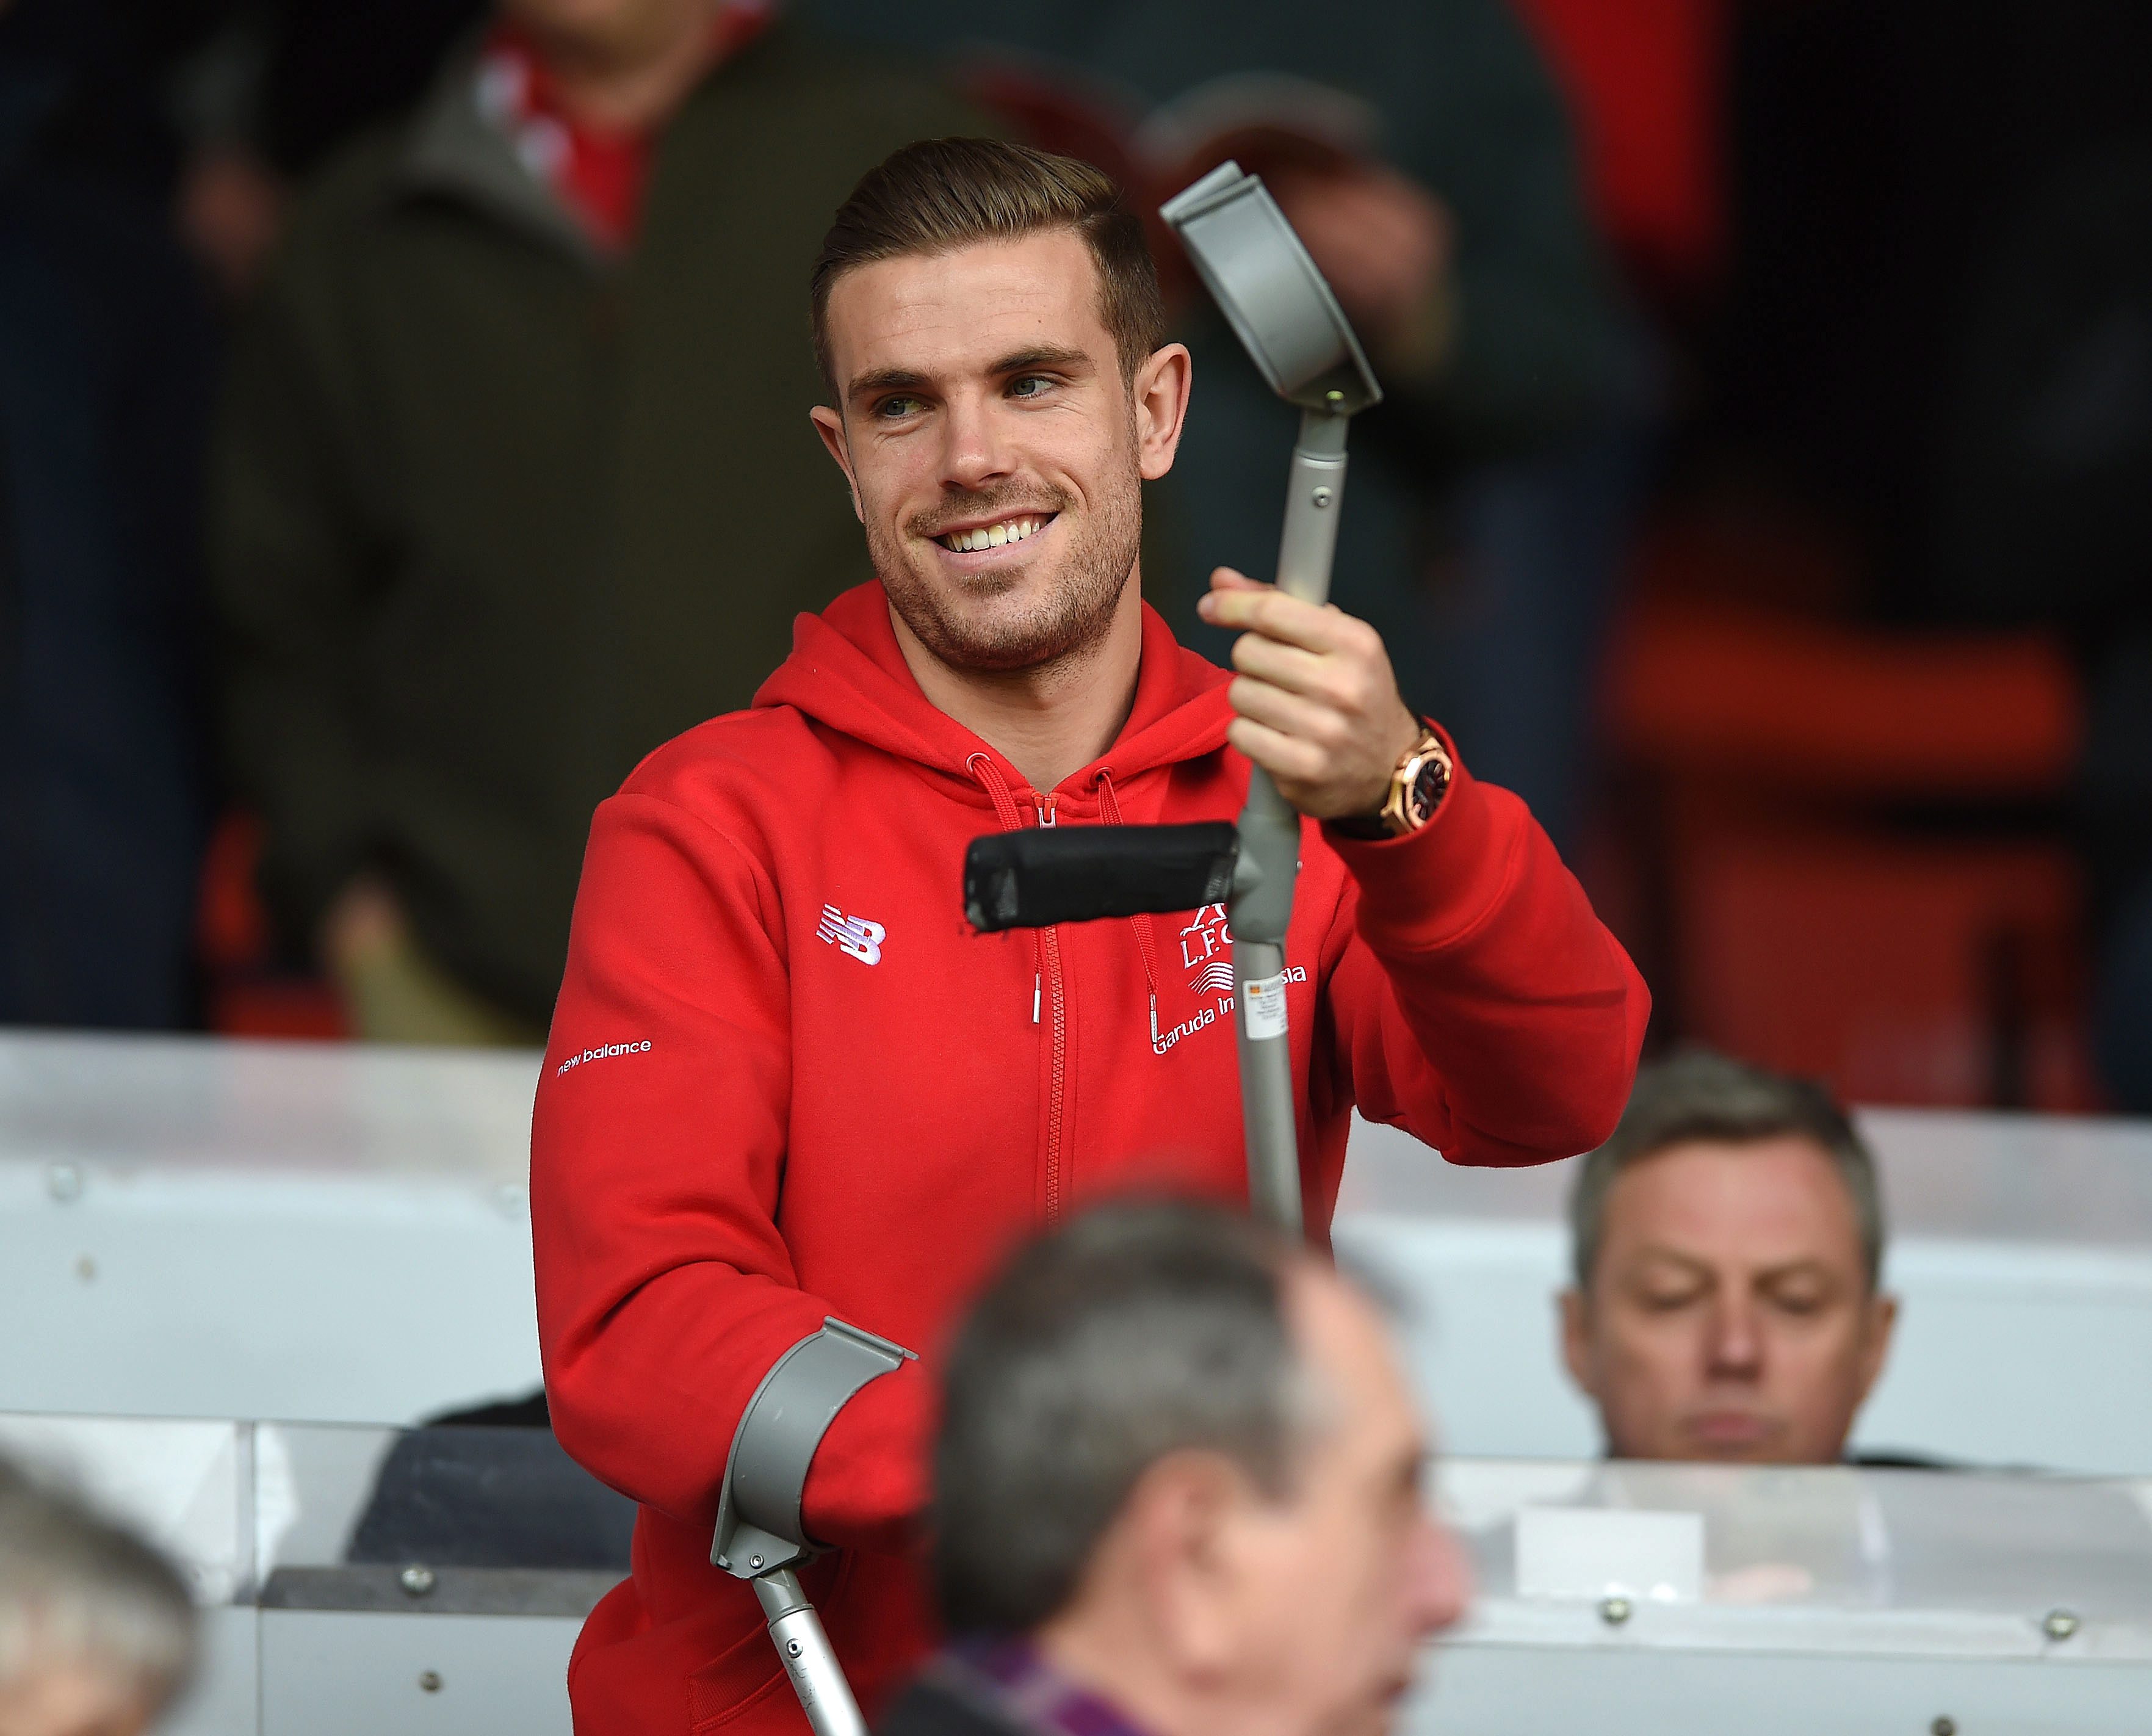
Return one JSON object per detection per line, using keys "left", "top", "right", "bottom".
{"left": 1694, "top": 4, "right": 2152, "bottom": 1110}
{"left": 800, "top": 0, "right": 1652, "bottom": 855}
{"left": 168, "top": 0, "right": 488, "bottom": 303}
{"left": 1559, "top": 1050, "right": 1898, "bottom": 1465}
{"left": 1931, "top": 128, "right": 2152, "bottom": 1115}
{"left": 210, "top": 0, "right": 989, "bottom": 1042}
{"left": 884, "top": 1199, "right": 1468, "bottom": 1736}
{"left": 0, "top": 1459, "right": 197, "bottom": 1736}
{"left": 0, "top": 0, "right": 215, "bottom": 1030}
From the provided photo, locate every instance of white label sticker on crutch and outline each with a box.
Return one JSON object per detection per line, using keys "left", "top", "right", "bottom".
{"left": 1242, "top": 971, "right": 1290, "bottom": 1040}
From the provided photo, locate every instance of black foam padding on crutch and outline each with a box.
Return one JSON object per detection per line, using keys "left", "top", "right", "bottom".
{"left": 964, "top": 823, "right": 1239, "bottom": 931}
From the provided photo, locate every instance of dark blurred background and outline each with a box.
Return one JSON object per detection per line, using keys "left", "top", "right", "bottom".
{"left": 2, "top": 0, "right": 2147, "bottom": 1113}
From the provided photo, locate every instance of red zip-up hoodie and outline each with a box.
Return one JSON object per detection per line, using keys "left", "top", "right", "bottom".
{"left": 531, "top": 581, "right": 1648, "bottom": 1736}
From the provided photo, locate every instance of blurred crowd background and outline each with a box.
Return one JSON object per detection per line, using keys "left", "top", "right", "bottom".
{"left": 3, "top": 0, "right": 2148, "bottom": 1113}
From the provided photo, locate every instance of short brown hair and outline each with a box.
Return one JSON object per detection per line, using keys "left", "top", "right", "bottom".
{"left": 1568, "top": 1050, "right": 1887, "bottom": 1292}
{"left": 811, "top": 137, "right": 1166, "bottom": 394}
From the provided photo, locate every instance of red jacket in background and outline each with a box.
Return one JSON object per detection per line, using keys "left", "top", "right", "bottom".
{"left": 531, "top": 581, "right": 1648, "bottom": 1735}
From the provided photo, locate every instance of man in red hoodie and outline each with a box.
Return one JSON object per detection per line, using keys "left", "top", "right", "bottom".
{"left": 532, "top": 137, "right": 1648, "bottom": 1736}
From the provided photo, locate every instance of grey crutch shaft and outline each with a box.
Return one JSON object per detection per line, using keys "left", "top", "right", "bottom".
{"left": 755, "top": 1570, "right": 866, "bottom": 1736}
{"left": 1274, "top": 407, "right": 1349, "bottom": 604}
{"left": 1230, "top": 408, "right": 1349, "bottom": 1234}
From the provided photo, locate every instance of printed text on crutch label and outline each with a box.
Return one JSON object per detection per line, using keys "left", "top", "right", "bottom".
{"left": 1243, "top": 971, "right": 1289, "bottom": 1040}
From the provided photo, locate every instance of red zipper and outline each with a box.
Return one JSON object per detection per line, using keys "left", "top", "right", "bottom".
{"left": 1038, "top": 796, "right": 1066, "bottom": 1223}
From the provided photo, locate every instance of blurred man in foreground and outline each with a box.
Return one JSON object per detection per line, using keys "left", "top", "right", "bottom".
{"left": 213, "top": 0, "right": 986, "bottom": 1041}
{"left": 1561, "top": 1051, "right": 1899, "bottom": 1465}
{"left": 884, "top": 1200, "right": 1467, "bottom": 1736}
{"left": 0, "top": 1461, "right": 197, "bottom": 1736}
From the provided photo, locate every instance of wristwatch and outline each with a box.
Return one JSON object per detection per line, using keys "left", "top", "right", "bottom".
{"left": 1332, "top": 727, "right": 1453, "bottom": 839}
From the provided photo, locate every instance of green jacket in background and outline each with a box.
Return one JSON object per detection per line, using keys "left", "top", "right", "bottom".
{"left": 212, "top": 27, "right": 989, "bottom": 1026}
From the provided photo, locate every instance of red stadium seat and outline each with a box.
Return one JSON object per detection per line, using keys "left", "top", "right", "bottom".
{"left": 1676, "top": 828, "right": 2098, "bottom": 1109}
{"left": 1601, "top": 526, "right": 2098, "bottom": 1110}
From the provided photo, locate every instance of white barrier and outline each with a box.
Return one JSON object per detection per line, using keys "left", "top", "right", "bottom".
{"left": 5, "top": 1029, "right": 2152, "bottom": 1735}
{"left": 2, "top": 1029, "right": 2150, "bottom": 1473}
{"left": 6, "top": 1411, "right": 2148, "bottom": 1736}
{"left": 0, "top": 1033, "right": 540, "bottom": 1425}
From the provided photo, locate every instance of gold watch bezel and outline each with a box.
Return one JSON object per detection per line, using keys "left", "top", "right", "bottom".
{"left": 1379, "top": 731, "right": 1453, "bottom": 836}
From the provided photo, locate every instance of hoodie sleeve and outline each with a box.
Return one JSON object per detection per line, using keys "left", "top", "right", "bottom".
{"left": 1316, "top": 741, "right": 1649, "bottom": 1165}
{"left": 530, "top": 790, "right": 931, "bottom": 1551}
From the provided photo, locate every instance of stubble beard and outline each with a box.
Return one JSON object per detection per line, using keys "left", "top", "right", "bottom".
{"left": 871, "top": 463, "right": 1143, "bottom": 677}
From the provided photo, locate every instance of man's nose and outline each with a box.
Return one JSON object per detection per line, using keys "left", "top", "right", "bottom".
{"left": 939, "top": 391, "right": 1017, "bottom": 492}
{"left": 1407, "top": 1515, "right": 1473, "bottom": 1638}
{"left": 1705, "top": 1295, "right": 1764, "bottom": 1379}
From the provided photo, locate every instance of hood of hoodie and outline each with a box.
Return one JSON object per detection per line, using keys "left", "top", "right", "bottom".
{"left": 754, "top": 580, "right": 1235, "bottom": 811}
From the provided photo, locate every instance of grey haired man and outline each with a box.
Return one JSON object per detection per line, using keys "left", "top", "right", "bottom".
{"left": 882, "top": 1199, "right": 1469, "bottom": 1736}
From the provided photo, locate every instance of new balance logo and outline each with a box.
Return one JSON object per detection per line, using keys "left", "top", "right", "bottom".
{"left": 556, "top": 1039, "right": 651, "bottom": 1077}
{"left": 817, "top": 905, "right": 886, "bottom": 966}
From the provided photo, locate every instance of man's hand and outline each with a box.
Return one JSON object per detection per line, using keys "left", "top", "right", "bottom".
{"left": 320, "top": 875, "right": 408, "bottom": 975}
{"left": 1197, "top": 568, "right": 1422, "bottom": 820}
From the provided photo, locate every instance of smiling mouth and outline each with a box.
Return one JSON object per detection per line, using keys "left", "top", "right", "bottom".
{"left": 933, "top": 513, "right": 1055, "bottom": 552}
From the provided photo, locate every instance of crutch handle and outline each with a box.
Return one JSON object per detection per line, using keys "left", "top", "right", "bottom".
{"left": 712, "top": 1319, "right": 915, "bottom": 1735}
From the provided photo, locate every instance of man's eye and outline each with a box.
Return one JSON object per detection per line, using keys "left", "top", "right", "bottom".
{"left": 875, "top": 396, "right": 923, "bottom": 419}
{"left": 1008, "top": 375, "right": 1052, "bottom": 399}
{"left": 1637, "top": 1287, "right": 1703, "bottom": 1312}
{"left": 1769, "top": 1291, "right": 1826, "bottom": 1318}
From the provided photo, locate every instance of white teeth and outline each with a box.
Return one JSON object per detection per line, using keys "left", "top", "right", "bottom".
{"left": 943, "top": 515, "right": 1045, "bottom": 552}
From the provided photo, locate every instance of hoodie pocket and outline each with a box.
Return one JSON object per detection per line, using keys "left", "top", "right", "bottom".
{"left": 686, "top": 1616, "right": 789, "bottom": 1734}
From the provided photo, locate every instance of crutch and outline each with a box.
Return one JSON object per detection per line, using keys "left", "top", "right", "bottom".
{"left": 710, "top": 1318, "right": 914, "bottom": 1736}
{"left": 964, "top": 162, "right": 1384, "bottom": 1236}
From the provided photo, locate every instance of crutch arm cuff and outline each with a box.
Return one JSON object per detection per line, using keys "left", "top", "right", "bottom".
{"left": 710, "top": 1317, "right": 915, "bottom": 1580}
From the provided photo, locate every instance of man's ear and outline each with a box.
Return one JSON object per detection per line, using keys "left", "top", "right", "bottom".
{"left": 1559, "top": 1287, "right": 1597, "bottom": 1398}
{"left": 809, "top": 404, "right": 865, "bottom": 523}
{"left": 1121, "top": 1448, "right": 1247, "bottom": 1676}
{"left": 1854, "top": 1292, "right": 1899, "bottom": 1407}
{"left": 1132, "top": 342, "right": 1194, "bottom": 482}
